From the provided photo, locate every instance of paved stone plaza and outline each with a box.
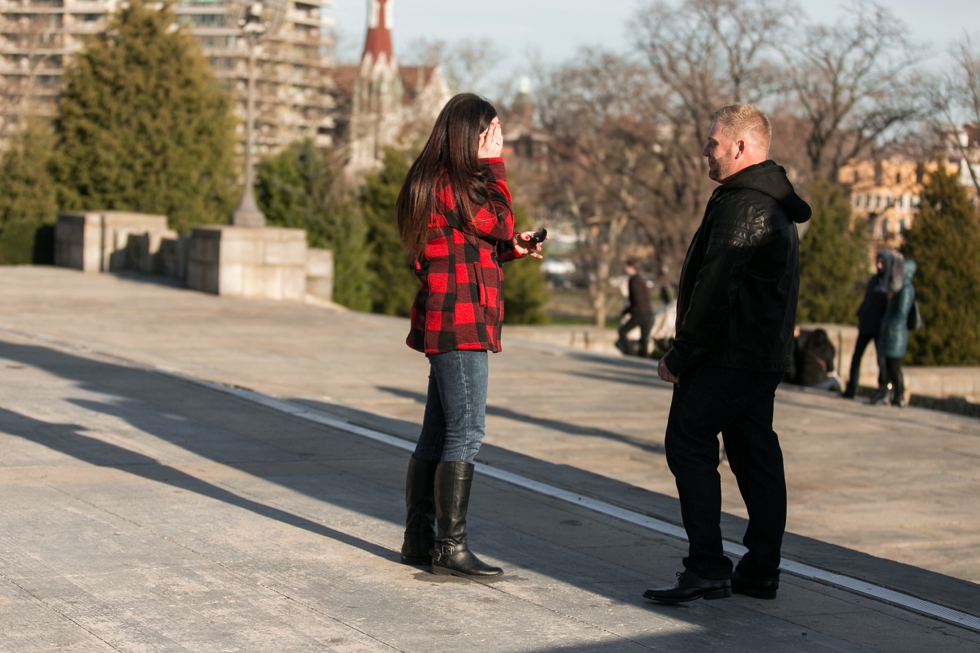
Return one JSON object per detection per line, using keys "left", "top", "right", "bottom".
{"left": 1, "top": 267, "right": 978, "bottom": 652}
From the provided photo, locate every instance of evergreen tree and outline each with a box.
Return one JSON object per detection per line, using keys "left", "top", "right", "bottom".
{"left": 360, "top": 149, "right": 417, "bottom": 316}
{"left": 327, "top": 203, "right": 373, "bottom": 312}
{"left": 0, "top": 122, "right": 59, "bottom": 264}
{"left": 796, "top": 181, "right": 868, "bottom": 324}
{"left": 53, "top": 0, "right": 237, "bottom": 232}
{"left": 257, "top": 140, "right": 324, "bottom": 236}
{"left": 901, "top": 165, "right": 980, "bottom": 365}
{"left": 256, "top": 140, "right": 372, "bottom": 311}
{"left": 504, "top": 202, "right": 549, "bottom": 324}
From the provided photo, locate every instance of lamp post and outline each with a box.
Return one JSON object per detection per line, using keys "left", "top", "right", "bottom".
{"left": 228, "top": 0, "right": 286, "bottom": 227}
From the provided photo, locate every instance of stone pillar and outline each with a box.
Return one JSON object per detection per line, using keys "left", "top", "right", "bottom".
{"left": 186, "top": 225, "right": 307, "bottom": 301}
{"left": 305, "top": 248, "right": 334, "bottom": 303}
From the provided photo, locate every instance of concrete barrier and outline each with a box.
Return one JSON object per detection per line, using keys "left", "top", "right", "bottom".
{"left": 305, "top": 248, "right": 333, "bottom": 303}
{"left": 505, "top": 322, "right": 980, "bottom": 408}
{"left": 54, "top": 212, "right": 174, "bottom": 273}
{"left": 186, "top": 225, "right": 307, "bottom": 301}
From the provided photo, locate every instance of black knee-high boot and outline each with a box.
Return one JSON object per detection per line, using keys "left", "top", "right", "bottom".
{"left": 431, "top": 461, "right": 503, "bottom": 577}
{"left": 401, "top": 456, "right": 438, "bottom": 565}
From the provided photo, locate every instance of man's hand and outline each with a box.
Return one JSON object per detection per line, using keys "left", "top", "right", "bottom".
{"left": 658, "top": 358, "right": 679, "bottom": 384}
{"left": 478, "top": 118, "right": 503, "bottom": 159}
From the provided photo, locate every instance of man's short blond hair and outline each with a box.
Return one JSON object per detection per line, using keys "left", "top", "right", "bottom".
{"left": 712, "top": 104, "right": 771, "bottom": 155}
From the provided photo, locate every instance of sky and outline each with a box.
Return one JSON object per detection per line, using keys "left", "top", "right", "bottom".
{"left": 328, "top": 0, "right": 977, "bottom": 94}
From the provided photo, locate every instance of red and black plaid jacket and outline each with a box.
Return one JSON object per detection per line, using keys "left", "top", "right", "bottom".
{"left": 406, "top": 158, "right": 521, "bottom": 354}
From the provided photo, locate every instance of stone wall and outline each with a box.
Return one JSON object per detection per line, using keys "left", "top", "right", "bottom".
{"left": 54, "top": 213, "right": 333, "bottom": 304}
{"left": 504, "top": 322, "right": 980, "bottom": 406}
{"left": 55, "top": 212, "right": 174, "bottom": 273}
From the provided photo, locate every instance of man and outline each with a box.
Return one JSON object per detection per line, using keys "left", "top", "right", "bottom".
{"left": 643, "top": 104, "right": 811, "bottom": 604}
{"left": 842, "top": 252, "right": 893, "bottom": 400}
{"left": 616, "top": 260, "right": 654, "bottom": 357}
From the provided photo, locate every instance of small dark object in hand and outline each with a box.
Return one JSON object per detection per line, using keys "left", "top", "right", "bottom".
{"left": 520, "top": 228, "right": 547, "bottom": 248}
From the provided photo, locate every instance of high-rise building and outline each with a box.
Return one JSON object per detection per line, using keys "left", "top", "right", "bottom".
{"left": 0, "top": 0, "right": 335, "bottom": 152}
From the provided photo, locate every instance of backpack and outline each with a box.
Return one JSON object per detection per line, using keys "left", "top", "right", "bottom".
{"left": 907, "top": 300, "right": 924, "bottom": 331}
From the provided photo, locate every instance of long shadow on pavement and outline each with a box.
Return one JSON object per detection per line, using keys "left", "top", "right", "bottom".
{"left": 2, "top": 337, "right": 979, "bottom": 633}
{"left": 0, "top": 404, "right": 393, "bottom": 561}
{"left": 376, "top": 385, "right": 666, "bottom": 456}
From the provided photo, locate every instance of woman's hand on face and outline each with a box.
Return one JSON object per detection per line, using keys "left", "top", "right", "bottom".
{"left": 478, "top": 118, "right": 503, "bottom": 159}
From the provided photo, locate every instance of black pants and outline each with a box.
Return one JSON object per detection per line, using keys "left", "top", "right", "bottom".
{"left": 617, "top": 313, "right": 654, "bottom": 356}
{"left": 845, "top": 332, "right": 887, "bottom": 395}
{"left": 664, "top": 365, "right": 786, "bottom": 579}
{"left": 885, "top": 357, "right": 904, "bottom": 403}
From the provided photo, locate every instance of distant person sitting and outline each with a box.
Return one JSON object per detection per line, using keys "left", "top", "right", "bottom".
{"left": 842, "top": 252, "right": 893, "bottom": 398}
{"left": 616, "top": 260, "right": 654, "bottom": 357}
{"left": 797, "top": 328, "right": 840, "bottom": 392}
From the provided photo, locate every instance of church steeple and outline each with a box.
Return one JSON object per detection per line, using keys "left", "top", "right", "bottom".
{"left": 363, "top": 0, "right": 394, "bottom": 63}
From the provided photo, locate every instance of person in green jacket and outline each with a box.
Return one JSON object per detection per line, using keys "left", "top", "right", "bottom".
{"left": 870, "top": 256, "right": 916, "bottom": 407}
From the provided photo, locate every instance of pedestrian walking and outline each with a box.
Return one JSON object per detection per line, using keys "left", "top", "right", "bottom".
{"left": 870, "top": 255, "right": 916, "bottom": 407}
{"left": 616, "top": 260, "right": 654, "bottom": 357}
{"left": 643, "top": 104, "right": 811, "bottom": 604}
{"left": 394, "top": 93, "right": 542, "bottom": 578}
{"left": 842, "top": 252, "right": 894, "bottom": 399}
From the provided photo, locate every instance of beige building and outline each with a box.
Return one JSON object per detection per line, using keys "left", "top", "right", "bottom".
{"left": 838, "top": 158, "right": 925, "bottom": 256}
{"left": 0, "top": 0, "right": 335, "bottom": 152}
{"left": 839, "top": 144, "right": 978, "bottom": 264}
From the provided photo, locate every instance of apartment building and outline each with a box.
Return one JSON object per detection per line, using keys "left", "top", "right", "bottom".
{"left": 0, "top": 0, "right": 335, "bottom": 151}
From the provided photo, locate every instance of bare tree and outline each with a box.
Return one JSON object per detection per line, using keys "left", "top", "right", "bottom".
{"left": 781, "top": 0, "right": 924, "bottom": 181}
{"left": 926, "top": 34, "right": 980, "bottom": 197}
{"left": 535, "top": 51, "right": 664, "bottom": 327}
{"left": 403, "top": 37, "right": 503, "bottom": 96}
{"left": 627, "top": 0, "right": 793, "bottom": 282}
{"left": 633, "top": 0, "right": 792, "bottom": 153}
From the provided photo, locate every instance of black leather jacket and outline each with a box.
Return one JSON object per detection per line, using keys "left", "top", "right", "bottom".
{"left": 662, "top": 161, "right": 812, "bottom": 376}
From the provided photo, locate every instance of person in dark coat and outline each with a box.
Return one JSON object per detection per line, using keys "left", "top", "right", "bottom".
{"left": 798, "top": 328, "right": 840, "bottom": 391}
{"left": 644, "top": 104, "right": 811, "bottom": 605}
{"left": 870, "top": 257, "right": 916, "bottom": 407}
{"left": 842, "top": 252, "right": 893, "bottom": 398}
{"left": 616, "top": 260, "right": 654, "bottom": 357}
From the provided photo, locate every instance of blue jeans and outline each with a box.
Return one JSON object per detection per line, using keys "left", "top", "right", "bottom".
{"left": 413, "top": 350, "right": 488, "bottom": 464}
{"left": 665, "top": 365, "right": 786, "bottom": 579}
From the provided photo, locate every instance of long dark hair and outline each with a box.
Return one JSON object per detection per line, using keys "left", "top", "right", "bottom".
{"left": 396, "top": 93, "right": 498, "bottom": 261}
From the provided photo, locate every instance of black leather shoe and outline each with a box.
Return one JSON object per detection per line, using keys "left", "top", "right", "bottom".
{"left": 731, "top": 569, "right": 778, "bottom": 600}
{"left": 643, "top": 571, "right": 731, "bottom": 604}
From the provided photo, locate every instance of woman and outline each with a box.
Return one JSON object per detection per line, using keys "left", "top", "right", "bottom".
{"left": 873, "top": 255, "right": 917, "bottom": 407}
{"left": 395, "top": 94, "right": 541, "bottom": 577}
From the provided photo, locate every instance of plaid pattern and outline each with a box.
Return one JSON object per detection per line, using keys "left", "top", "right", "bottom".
{"left": 407, "top": 158, "right": 519, "bottom": 354}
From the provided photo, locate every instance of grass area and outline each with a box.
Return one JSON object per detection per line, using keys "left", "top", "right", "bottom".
{"left": 544, "top": 286, "right": 667, "bottom": 328}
